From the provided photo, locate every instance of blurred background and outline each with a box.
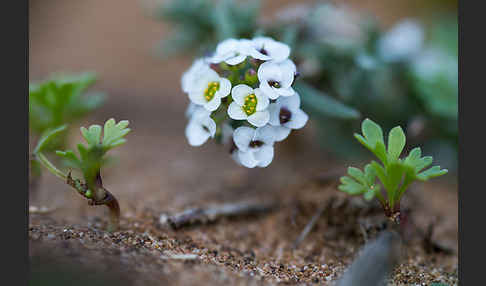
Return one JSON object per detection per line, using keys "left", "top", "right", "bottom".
{"left": 29, "top": 0, "right": 458, "bottom": 167}
{"left": 29, "top": 0, "right": 458, "bottom": 216}
{"left": 29, "top": 0, "right": 458, "bottom": 284}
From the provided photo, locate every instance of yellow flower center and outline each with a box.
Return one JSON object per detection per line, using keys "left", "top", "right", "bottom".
{"left": 242, "top": 94, "right": 257, "bottom": 115}
{"left": 204, "top": 81, "right": 220, "bottom": 102}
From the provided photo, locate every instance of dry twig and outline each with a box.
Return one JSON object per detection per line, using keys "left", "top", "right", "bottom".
{"left": 162, "top": 201, "right": 277, "bottom": 229}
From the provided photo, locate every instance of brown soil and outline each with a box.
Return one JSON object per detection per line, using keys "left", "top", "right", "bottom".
{"left": 29, "top": 0, "right": 458, "bottom": 285}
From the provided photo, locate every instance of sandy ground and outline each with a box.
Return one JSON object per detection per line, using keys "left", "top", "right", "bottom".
{"left": 29, "top": 0, "right": 458, "bottom": 285}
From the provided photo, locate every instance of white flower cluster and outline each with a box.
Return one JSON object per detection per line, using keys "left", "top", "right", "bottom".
{"left": 182, "top": 37, "right": 308, "bottom": 168}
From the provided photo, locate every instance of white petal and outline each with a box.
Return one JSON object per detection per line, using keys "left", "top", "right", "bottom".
{"left": 233, "top": 126, "right": 254, "bottom": 152}
{"left": 254, "top": 124, "right": 276, "bottom": 145}
{"left": 225, "top": 54, "right": 247, "bottom": 65}
{"left": 253, "top": 145, "right": 274, "bottom": 167}
{"left": 272, "top": 126, "right": 291, "bottom": 142}
{"left": 278, "top": 60, "right": 297, "bottom": 87}
{"left": 185, "top": 103, "right": 198, "bottom": 119}
{"left": 237, "top": 150, "right": 258, "bottom": 168}
{"left": 231, "top": 84, "right": 253, "bottom": 105}
{"left": 216, "top": 38, "right": 240, "bottom": 54}
{"left": 277, "top": 93, "right": 301, "bottom": 110}
{"left": 199, "top": 115, "right": 217, "bottom": 138}
{"left": 205, "top": 69, "right": 221, "bottom": 82}
{"left": 254, "top": 88, "right": 269, "bottom": 111}
{"left": 281, "top": 59, "right": 297, "bottom": 73}
{"left": 267, "top": 103, "right": 281, "bottom": 126}
{"left": 277, "top": 86, "right": 295, "bottom": 97}
{"left": 185, "top": 121, "right": 211, "bottom": 146}
{"left": 181, "top": 59, "right": 210, "bottom": 93}
{"left": 259, "top": 80, "right": 280, "bottom": 100}
{"left": 247, "top": 49, "right": 272, "bottom": 61}
{"left": 209, "top": 54, "right": 226, "bottom": 64}
{"left": 284, "top": 109, "right": 309, "bottom": 129}
{"left": 217, "top": 78, "right": 232, "bottom": 98}
{"left": 251, "top": 36, "right": 273, "bottom": 46}
{"left": 264, "top": 40, "right": 290, "bottom": 62}
{"left": 250, "top": 37, "right": 290, "bottom": 62}
{"left": 227, "top": 102, "right": 248, "bottom": 120}
{"left": 248, "top": 110, "right": 270, "bottom": 127}
{"left": 258, "top": 61, "right": 282, "bottom": 82}
{"left": 204, "top": 97, "right": 221, "bottom": 112}
{"left": 188, "top": 90, "right": 207, "bottom": 105}
{"left": 243, "top": 38, "right": 272, "bottom": 61}
{"left": 210, "top": 38, "right": 241, "bottom": 63}
{"left": 191, "top": 106, "right": 211, "bottom": 120}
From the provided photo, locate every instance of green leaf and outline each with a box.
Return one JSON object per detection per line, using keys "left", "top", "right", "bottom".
{"left": 76, "top": 144, "right": 89, "bottom": 161}
{"left": 355, "top": 119, "right": 388, "bottom": 165}
{"left": 344, "top": 119, "right": 449, "bottom": 213}
{"left": 29, "top": 72, "right": 104, "bottom": 139}
{"left": 417, "top": 166, "right": 448, "bottom": 181}
{"left": 294, "top": 81, "right": 361, "bottom": 119}
{"left": 55, "top": 150, "right": 81, "bottom": 169}
{"left": 404, "top": 147, "right": 422, "bottom": 164}
{"left": 339, "top": 176, "right": 366, "bottom": 195}
{"left": 370, "top": 161, "right": 387, "bottom": 189}
{"left": 364, "top": 188, "right": 376, "bottom": 201}
{"left": 385, "top": 162, "right": 405, "bottom": 199}
{"left": 415, "top": 156, "right": 433, "bottom": 173}
{"left": 339, "top": 163, "right": 380, "bottom": 200}
{"left": 361, "top": 118, "right": 384, "bottom": 150}
{"left": 81, "top": 125, "right": 102, "bottom": 147}
{"left": 102, "top": 118, "right": 131, "bottom": 151}
{"left": 347, "top": 167, "right": 366, "bottom": 185}
{"left": 387, "top": 126, "right": 406, "bottom": 162}
{"left": 33, "top": 125, "right": 68, "bottom": 154}
{"left": 364, "top": 164, "right": 376, "bottom": 183}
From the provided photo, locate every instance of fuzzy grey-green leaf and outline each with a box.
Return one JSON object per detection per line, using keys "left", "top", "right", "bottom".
{"left": 295, "top": 82, "right": 361, "bottom": 119}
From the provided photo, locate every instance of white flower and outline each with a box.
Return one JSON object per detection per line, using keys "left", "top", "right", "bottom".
{"left": 268, "top": 93, "right": 308, "bottom": 141}
{"left": 241, "top": 37, "right": 290, "bottom": 62}
{"left": 185, "top": 107, "right": 216, "bottom": 146}
{"left": 181, "top": 58, "right": 211, "bottom": 93}
{"left": 378, "top": 19, "right": 424, "bottom": 62}
{"left": 232, "top": 125, "right": 276, "bottom": 168}
{"left": 209, "top": 38, "right": 248, "bottom": 66}
{"left": 258, "top": 59, "right": 297, "bottom": 100}
{"left": 227, "top": 84, "right": 270, "bottom": 127}
{"left": 188, "top": 69, "right": 231, "bottom": 111}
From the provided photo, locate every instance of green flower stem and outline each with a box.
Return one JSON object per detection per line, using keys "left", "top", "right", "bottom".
{"left": 36, "top": 152, "right": 67, "bottom": 180}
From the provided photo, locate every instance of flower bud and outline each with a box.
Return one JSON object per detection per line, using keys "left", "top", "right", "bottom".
{"left": 244, "top": 68, "right": 258, "bottom": 86}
